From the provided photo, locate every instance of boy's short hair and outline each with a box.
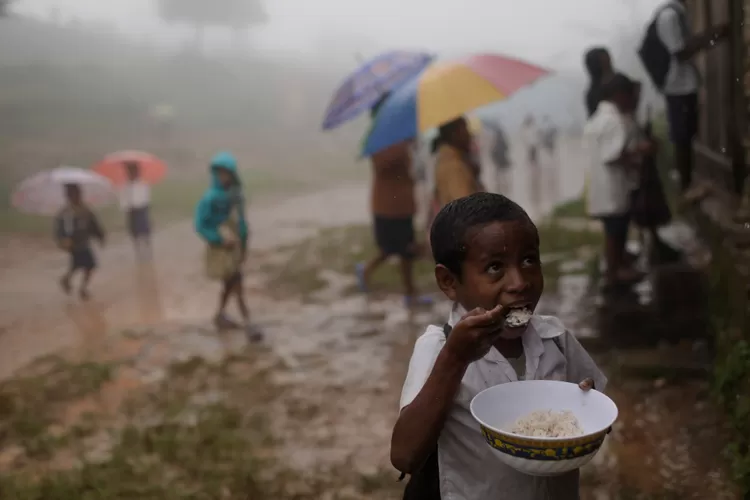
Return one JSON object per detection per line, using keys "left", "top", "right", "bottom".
{"left": 430, "top": 192, "right": 534, "bottom": 276}
{"left": 64, "top": 183, "right": 81, "bottom": 197}
{"left": 600, "top": 72, "right": 636, "bottom": 101}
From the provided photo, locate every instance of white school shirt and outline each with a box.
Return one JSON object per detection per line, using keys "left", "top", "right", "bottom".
{"left": 655, "top": 1, "right": 700, "bottom": 96}
{"left": 119, "top": 181, "right": 151, "bottom": 211}
{"left": 399, "top": 304, "right": 607, "bottom": 500}
{"left": 583, "top": 101, "right": 630, "bottom": 218}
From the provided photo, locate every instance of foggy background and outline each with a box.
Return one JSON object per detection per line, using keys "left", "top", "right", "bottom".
{"left": 1, "top": 0, "right": 666, "bottom": 213}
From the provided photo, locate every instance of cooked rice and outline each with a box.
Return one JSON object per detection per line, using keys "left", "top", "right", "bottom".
{"left": 505, "top": 307, "right": 532, "bottom": 328}
{"left": 508, "top": 410, "right": 584, "bottom": 438}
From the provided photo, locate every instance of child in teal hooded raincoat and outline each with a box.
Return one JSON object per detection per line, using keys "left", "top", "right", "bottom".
{"left": 195, "top": 152, "right": 260, "bottom": 339}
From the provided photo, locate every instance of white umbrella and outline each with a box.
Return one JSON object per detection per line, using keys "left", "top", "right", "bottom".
{"left": 11, "top": 166, "right": 115, "bottom": 216}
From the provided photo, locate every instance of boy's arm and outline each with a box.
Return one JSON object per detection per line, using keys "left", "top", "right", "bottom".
{"left": 54, "top": 212, "right": 69, "bottom": 248}
{"left": 657, "top": 8, "right": 728, "bottom": 62}
{"left": 89, "top": 211, "right": 106, "bottom": 244}
{"left": 194, "top": 194, "right": 222, "bottom": 245}
{"left": 391, "top": 333, "right": 467, "bottom": 474}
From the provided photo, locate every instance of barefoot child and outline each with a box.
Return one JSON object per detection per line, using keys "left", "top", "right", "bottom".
{"left": 194, "top": 152, "right": 261, "bottom": 341}
{"left": 391, "top": 192, "right": 606, "bottom": 499}
{"left": 55, "top": 183, "right": 106, "bottom": 300}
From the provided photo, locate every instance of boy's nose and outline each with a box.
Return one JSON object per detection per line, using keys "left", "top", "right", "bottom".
{"left": 504, "top": 266, "right": 530, "bottom": 294}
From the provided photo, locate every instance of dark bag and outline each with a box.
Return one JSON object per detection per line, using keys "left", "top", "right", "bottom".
{"left": 638, "top": 4, "right": 683, "bottom": 91}
{"left": 399, "top": 326, "right": 566, "bottom": 500}
{"left": 631, "top": 117, "right": 672, "bottom": 228}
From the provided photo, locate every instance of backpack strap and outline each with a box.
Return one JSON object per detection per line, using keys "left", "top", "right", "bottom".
{"left": 551, "top": 335, "right": 564, "bottom": 355}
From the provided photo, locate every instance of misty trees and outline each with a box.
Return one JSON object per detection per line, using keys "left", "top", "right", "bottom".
{"left": 158, "top": 0, "right": 267, "bottom": 50}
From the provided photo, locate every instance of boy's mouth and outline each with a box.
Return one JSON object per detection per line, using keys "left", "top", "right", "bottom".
{"left": 504, "top": 306, "right": 533, "bottom": 328}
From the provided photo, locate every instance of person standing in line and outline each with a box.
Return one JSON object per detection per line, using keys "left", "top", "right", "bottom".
{"left": 56, "top": 184, "right": 106, "bottom": 300}
{"left": 642, "top": 0, "right": 728, "bottom": 195}
{"left": 120, "top": 161, "right": 152, "bottom": 260}
{"left": 585, "top": 74, "right": 654, "bottom": 288}
{"left": 356, "top": 95, "right": 432, "bottom": 308}
{"left": 432, "top": 117, "right": 483, "bottom": 208}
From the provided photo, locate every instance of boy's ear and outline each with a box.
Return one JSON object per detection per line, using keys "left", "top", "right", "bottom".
{"left": 435, "top": 264, "right": 459, "bottom": 302}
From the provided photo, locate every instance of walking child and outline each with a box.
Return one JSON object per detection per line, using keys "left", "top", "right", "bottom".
{"left": 120, "top": 161, "right": 152, "bottom": 259}
{"left": 392, "top": 192, "right": 606, "bottom": 499}
{"left": 56, "top": 183, "right": 106, "bottom": 300}
{"left": 194, "top": 152, "right": 261, "bottom": 341}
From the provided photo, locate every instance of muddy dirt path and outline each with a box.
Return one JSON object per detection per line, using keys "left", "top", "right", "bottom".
{"left": 1, "top": 136, "right": 738, "bottom": 499}
{"left": 0, "top": 184, "right": 370, "bottom": 378}
{"left": 0, "top": 135, "right": 583, "bottom": 379}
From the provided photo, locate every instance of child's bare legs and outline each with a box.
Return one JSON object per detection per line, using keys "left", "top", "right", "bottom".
{"left": 603, "top": 234, "right": 621, "bottom": 284}
{"left": 60, "top": 270, "right": 73, "bottom": 294}
{"left": 215, "top": 274, "right": 241, "bottom": 329}
{"left": 399, "top": 257, "right": 416, "bottom": 298}
{"left": 357, "top": 252, "right": 387, "bottom": 292}
{"left": 232, "top": 274, "right": 250, "bottom": 325}
{"left": 231, "top": 274, "right": 263, "bottom": 341}
{"left": 79, "top": 269, "right": 93, "bottom": 300}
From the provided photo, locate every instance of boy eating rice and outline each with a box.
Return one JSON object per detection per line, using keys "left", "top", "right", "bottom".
{"left": 391, "top": 192, "right": 607, "bottom": 500}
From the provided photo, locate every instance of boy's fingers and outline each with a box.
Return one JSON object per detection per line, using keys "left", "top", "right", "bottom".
{"left": 579, "top": 378, "right": 594, "bottom": 391}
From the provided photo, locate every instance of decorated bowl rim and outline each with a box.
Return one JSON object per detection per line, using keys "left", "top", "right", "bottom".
{"left": 469, "top": 381, "right": 618, "bottom": 443}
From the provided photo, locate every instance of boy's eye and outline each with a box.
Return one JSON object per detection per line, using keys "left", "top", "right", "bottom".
{"left": 522, "top": 255, "right": 540, "bottom": 267}
{"left": 487, "top": 262, "right": 504, "bottom": 275}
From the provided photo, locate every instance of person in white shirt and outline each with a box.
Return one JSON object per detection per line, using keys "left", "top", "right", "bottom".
{"left": 584, "top": 74, "right": 654, "bottom": 287}
{"left": 120, "top": 162, "right": 152, "bottom": 259}
{"left": 654, "top": 0, "right": 728, "bottom": 193}
{"left": 392, "top": 192, "right": 606, "bottom": 500}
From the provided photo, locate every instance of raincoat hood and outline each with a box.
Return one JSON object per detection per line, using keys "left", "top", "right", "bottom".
{"left": 194, "top": 151, "right": 248, "bottom": 245}
{"left": 209, "top": 152, "right": 240, "bottom": 189}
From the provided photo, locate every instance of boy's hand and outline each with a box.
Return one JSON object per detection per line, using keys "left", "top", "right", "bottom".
{"left": 578, "top": 378, "right": 595, "bottom": 391}
{"left": 59, "top": 238, "right": 72, "bottom": 250}
{"left": 444, "top": 305, "right": 508, "bottom": 365}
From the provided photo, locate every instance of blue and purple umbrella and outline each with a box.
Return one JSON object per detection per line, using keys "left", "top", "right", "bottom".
{"left": 321, "top": 50, "right": 433, "bottom": 130}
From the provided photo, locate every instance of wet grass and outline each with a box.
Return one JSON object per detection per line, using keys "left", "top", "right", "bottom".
{"left": 264, "top": 217, "right": 603, "bottom": 300}
{"left": 0, "top": 349, "right": 400, "bottom": 499}
{"left": 264, "top": 224, "right": 437, "bottom": 298}
{"left": 0, "top": 356, "right": 113, "bottom": 459}
{"left": 551, "top": 195, "right": 586, "bottom": 218}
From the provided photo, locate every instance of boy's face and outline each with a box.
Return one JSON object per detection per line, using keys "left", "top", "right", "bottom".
{"left": 215, "top": 168, "right": 235, "bottom": 188}
{"left": 125, "top": 163, "right": 139, "bottom": 181}
{"left": 436, "top": 220, "right": 544, "bottom": 338}
{"left": 66, "top": 186, "right": 82, "bottom": 205}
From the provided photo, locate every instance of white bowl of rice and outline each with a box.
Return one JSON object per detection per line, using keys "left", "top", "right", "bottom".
{"left": 470, "top": 380, "right": 618, "bottom": 476}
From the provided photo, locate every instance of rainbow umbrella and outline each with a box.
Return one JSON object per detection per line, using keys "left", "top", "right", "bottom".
{"left": 362, "top": 54, "right": 549, "bottom": 156}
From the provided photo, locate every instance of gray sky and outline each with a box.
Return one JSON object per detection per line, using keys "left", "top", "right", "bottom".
{"left": 15, "top": 0, "right": 663, "bottom": 69}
